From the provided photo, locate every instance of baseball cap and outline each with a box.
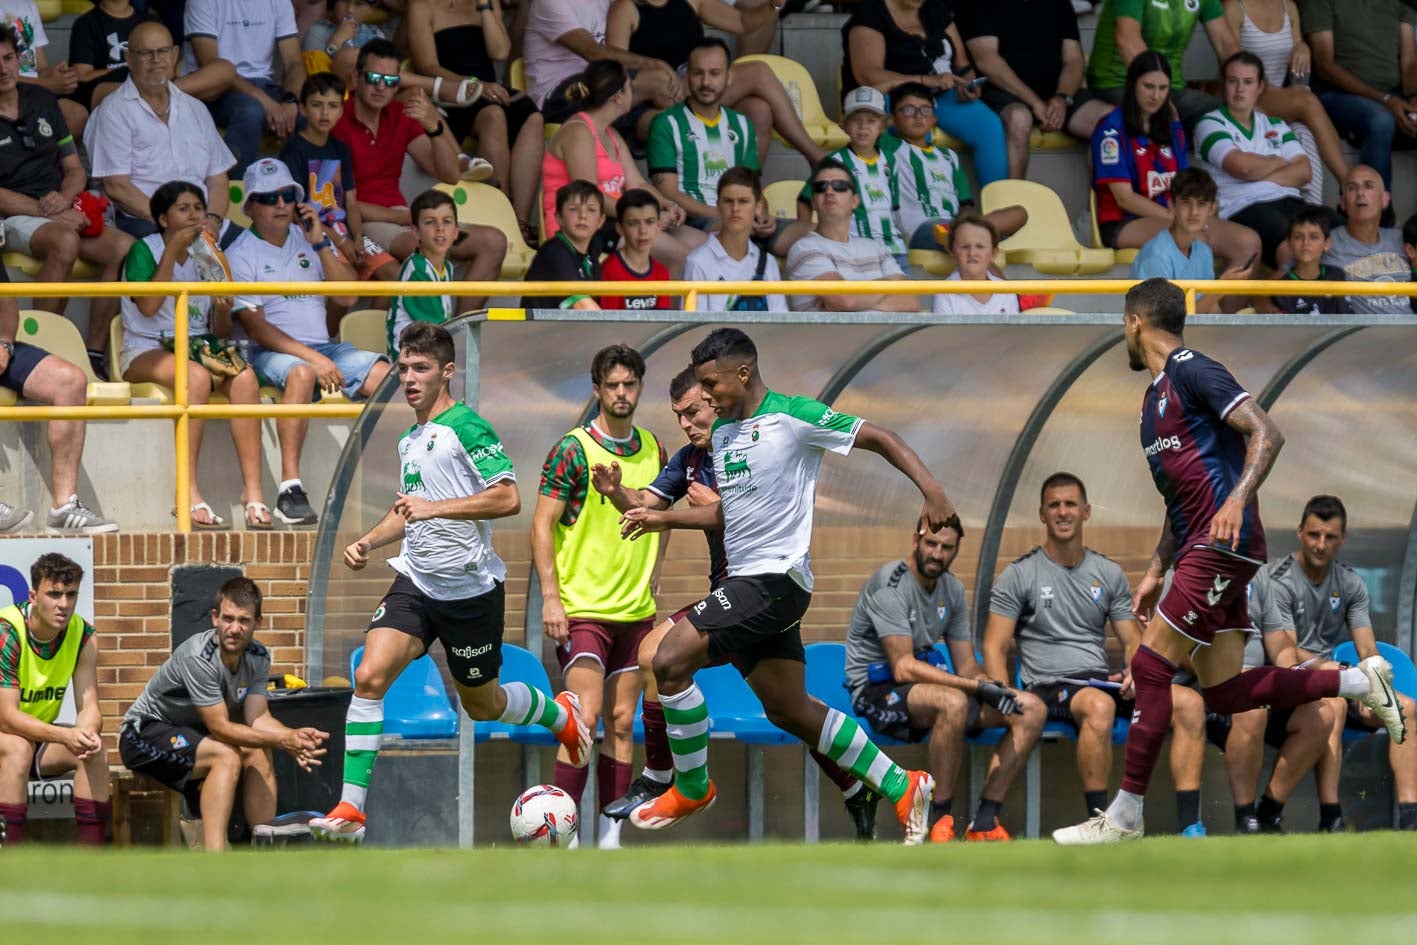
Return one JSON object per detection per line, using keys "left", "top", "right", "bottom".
{"left": 842, "top": 87, "right": 888, "bottom": 118}
{"left": 243, "top": 158, "right": 305, "bottom": 203}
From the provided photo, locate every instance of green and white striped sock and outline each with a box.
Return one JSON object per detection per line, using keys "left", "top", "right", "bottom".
{"left": 818, "top": 708, "right": 909, "bottom": 803}
{"left": 498, "top": 681, "right": 567, "bottom": 730}
{"left": 340, "top": 696, "right": 383, "bottom": 810}
{"left": 661, "top": 684, "right": 711, "bottom": 800}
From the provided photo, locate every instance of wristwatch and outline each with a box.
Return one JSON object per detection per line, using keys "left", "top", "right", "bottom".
{"left": 426, "top": 121, "right": 446, "bottom": 138}
{"left": 1062, "top": 94, "right": 1076, "bottom": 107}
{"left": 280, "top": 90, "right": 298, "bottom": 105}
{"left": 0, "top": 340, "right": 13, "bottom": 356}
{"left": 325, "top": 42, "right": 340, "bottom": 56}
{"left": 311, "top": 238, "right": 333, "bottom": 253}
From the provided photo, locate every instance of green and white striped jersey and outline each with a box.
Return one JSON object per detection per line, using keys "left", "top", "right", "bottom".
{"left": 799, "top": 146, "right": 905, "bottom": 254}
{"left": 387, "top": 251, "right": 454, "bottom": 357}
{"left": 882, "top": 135, "right": 971, "bottom": 236}
{"left": 647, "top": 102, "right": 759, "bottom": 207}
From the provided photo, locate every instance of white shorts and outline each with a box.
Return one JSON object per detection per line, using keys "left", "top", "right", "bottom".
{"left": 2, "top": 214, "right": 54, "bottom": 255}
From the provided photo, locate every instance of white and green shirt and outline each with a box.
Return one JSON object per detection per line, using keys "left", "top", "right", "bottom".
{"left": 1195, "top": 106, "right": 1305, "bottom": 217}
{"left": 882, "top": 135, "right": 971, "bottom": 237}
{"left": 711, "top": 390, "right": 862, "bottom": 591}
{"left": 798, "top": 146, "right": 905, "bottom": 255}
{"left": 647, "top": 102, "right": 759, "bottom": 207}
{"left": 119, "top": 232, "right": 212, "bottom": 354}
{"left": 390, "top": 402, "right": 515, "bottom": 601}
{"left": 387, "top": 251, "right": 454, "bottom": 357}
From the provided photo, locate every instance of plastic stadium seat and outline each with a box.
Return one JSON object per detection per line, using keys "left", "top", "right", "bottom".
{"left": 803, "top": 642, "right": 854, "bottom": 714}
{"left": 4, "top": 252, "right": 103, "bottom": 280}
{"left": 435, "top": 182, "right": 535, "bottom": 278}
{"left": 0, "top": 386, "right": 15, "bottom": 407}
{"left": 340, "top": 308, "right": 388, "bottom": 356}
{"left": 1333, "top": 641, "right": 1417, "bottom": 698}
{"left": 350, "top": 645, "right": 459, "bottom": 738}
{"left": 1023, "top": 306, "right": 1077, "bottom": 314}
{"left": 1089, "top": 190, "right": 1139, "bottom": 265}
{"left": 15, "top": 310, "right": 131, "bottom": 405}
{"left": 981, "top": 179, "right": 1115, "bottom": 276}
{"left": 696, "top": 663, "right": 792, "bottom": 744}
{"left": 107, "top": 320, "right": 297, "bottom": 406}
{"left": 474, "top": 645, "right": 557, "bottom": 745}
{"left": 734, "top": 55, "right": 849, "bottom": 152}
{"left": 763, "top": 180, "right": 807, "bottom": 220}
{"left": 227, "top": 182, "right": 252, "bottom": 229}
{"left": 38, "top": 0, "right": 63, "bottom": 20}
{"left": 908, "top": 247, "right": 1006, "bottom": 276}
{"left": 509, "top": 58, "right": 525, "bottom": 93}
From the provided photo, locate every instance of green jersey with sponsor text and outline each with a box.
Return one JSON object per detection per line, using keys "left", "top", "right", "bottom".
{"left": 647, "top": 102, "right": 759, "bottom": 207}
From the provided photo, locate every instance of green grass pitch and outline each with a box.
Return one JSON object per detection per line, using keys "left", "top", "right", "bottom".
{"left": 3, "top": 835, "right": 1415, "bottom": 943}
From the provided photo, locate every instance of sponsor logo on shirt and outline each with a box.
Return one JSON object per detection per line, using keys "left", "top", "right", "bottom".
{"left": 1146, "top": 169, "right": 1176, "bottom": 199}
{"left": 1144, "top": 434, "right": 1183, "bottom": 457}
{"left": 722, "top": 450, "right": 750, "bottom": 481}
{"left": 1040, "top": 585, "right": 1055, "bottom": 609}
{"left": 402, "top": 461, "right": 425, "bottom": 493}
{"left": 1100, "top": 136, "right": 1120, "bottom": 166}
{"left": 469, "top": 442, "right": 506, "bottom": 464}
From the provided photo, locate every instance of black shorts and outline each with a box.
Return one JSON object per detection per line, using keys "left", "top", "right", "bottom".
{"left": 370, "top": 573, "right": 505, "bottom": 687}
{"left": 446, "top": 93, "right": 541, "bottom": 150}
{"left": 1205, "top": 707, "right": 1295, "bottom": 752}
{"left": 852, "top": 681, "right": 983, "bottom": 743}
{"left": 119, "top": 720, "right": 207, "bottom": 810}
{"left": 979, "top": 86, "right": 1097, "bottom": 127}
{"left": 1027, "top": 671, "right": 1129, "bottom": 732}
{"left": 0, "top": 340, "right": 52, "bottom": 395}
{"left": 685, "top": 574, "right": 810, "bottom": 677}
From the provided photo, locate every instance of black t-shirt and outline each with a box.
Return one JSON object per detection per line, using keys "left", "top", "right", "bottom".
{"left": 1271, "top": 265, "right": 1352, "bottom": 314}
{"left": 843, "top": 0, "right": 957, "bottom": 93}
{"left": 70, "top": 8, "right": 148, "bottom": 70}
{"left": 956, "top": 0, "right": 1078, "bottom": 101}
{"left": 521, "top": 233, "right": 601, "bottom": 310}
{"left": 279, "top": 133, "right": 358, "bottom": 232}
{"left": 0, "top": 87, "right": 76, "bottom": 199}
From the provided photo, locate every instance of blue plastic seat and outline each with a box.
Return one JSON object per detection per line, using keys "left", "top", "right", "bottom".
{"left": 1332, "top": 641, "right": 1416, "bottom": 744}
{"left": 474, "top": 644, "right": 558, "bottom": 745}
{"left": 696, "top": 663, "right": 794, "bottom": 745}
{"left": 803, "top": 641, "right": 854, "bottom": 714}
{"left": 1015, "top": 663, "right": 1129, "bottom": 744}
{"left": 349, "top": 646, "right": 458, "bottom": 739}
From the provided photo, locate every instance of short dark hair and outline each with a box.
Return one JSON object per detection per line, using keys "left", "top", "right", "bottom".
{"left": 1040, "top": 472, "right": 1088, "bottom": 505}
{"left": 1222, "top": 50, "right": 1267, "bottom": 85}
{"left": 356, "top": 37, "right": 400, "bottom": 74}
{"left": 215, "top": 576, "right": 262, "bottom": 620}
{"left": 718, "top": 165, "right": 763, "bottom": 200}
{"left": 400, "top": 321, "right": 456, "bottom": 366}
{"left": 688, "top": 37, "right": 732, "bottom": 68}
{"left": 150, "top": 179, "right": 206, "bottom": 226}
{"left": 591, "top": 344, "right": 646, "bottom": 384}
{"left": 690, "top": 327, "right": 756, "bottom": 367}
{"left": 301, "top": 71, "right": 346, "bottom": 103}
{"left": 411, "top": 187, "right": 456, "bottom": 225}
{"left": 1292, "top": 204, "right": 1336, "bottom": 240}
{"left": 555, "top": 179, "right": 604, "bottom": 215}
{"left": 0, "top": 24, "right": 20, "bottom": 59}
{"left": 1403, "top": 212, "right": 1417, "bottom": 249}
{"left": 1168, "top": 167, "right": 1217, "bottom": 204}
{"left": 31, "top": 553, "right": 83, "bottom": 590}
{"left": 669, "top": 364, "right": 700, "bottom": 401}
{"left": 1301, "top": 494, "right": 1347, "bottom": 534}
{"left": 892, "top": 81, "right": 934, "bottom": 109}
{"left": 616, "top": 188, "right": 660, "bottom": 218}
{"left": 808, "top": 157, "right": 857, "bottom": 193}
{"left": 946, "top": 211, "right": 998, "bottom": 251}
{"left": 1125, "top": 277, "right": 1187, "bottom": 335}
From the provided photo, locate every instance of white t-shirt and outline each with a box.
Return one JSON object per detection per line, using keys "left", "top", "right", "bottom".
{"left": 931, "top": 271, "right": 1021, "bottom": 315}
{"left": 228, "top": 224, "right": 333, "bottom": 345}
{"left": 0, "top": 1, "right": 47, "bottom": 77}
{"left": 184, "top": 0, "right": 298, "bottom": 82}
{"left": 683, "top": 234, "right": 788, "bottom": 312}
{"left": 119, "top": 232, "right": 213, "bottom": 353}
{"left": 524, "top": 0, "right": 610, "bottom": 107}
{"left": 1195, "top": 106, "right": 1305, "bottom": 217}
{"left": 86, "top": 79, "right": 236, "bottom": 202}
{"left": 785, "top": 230, "right": 905, "bottom": 311}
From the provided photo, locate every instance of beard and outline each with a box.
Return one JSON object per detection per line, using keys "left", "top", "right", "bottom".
{"left": 914, "top": 549, "right": 945, "bottom": 578}
{"left": 1127, "top": 342, "right": 1146, "bottom": 372}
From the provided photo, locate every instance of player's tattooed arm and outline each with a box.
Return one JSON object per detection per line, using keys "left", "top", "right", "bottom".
{"left": 1211, "top": 398, "right": 1285, "bottom": 550}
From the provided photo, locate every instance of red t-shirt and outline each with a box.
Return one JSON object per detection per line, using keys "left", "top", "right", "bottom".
{"left": 600, "top": 251, "right": 673, "bottom": 310}
{"left": 331, "top": 101, "right": 426, "bottom": 209}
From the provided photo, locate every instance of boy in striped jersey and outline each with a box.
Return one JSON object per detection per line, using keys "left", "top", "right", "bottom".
{"left": 385, "top": 189, "right": 457, "bottom": 357}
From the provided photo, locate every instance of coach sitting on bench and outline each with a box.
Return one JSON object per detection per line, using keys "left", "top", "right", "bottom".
{"left": 119, "top": 578, "right": 328, "bottom": 851}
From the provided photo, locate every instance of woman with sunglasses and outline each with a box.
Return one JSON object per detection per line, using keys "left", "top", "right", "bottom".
{"left": 542, "top": 60, "right": 705, "bottom": 275}
{"left": 119, "top": 180, "right": 271, "bottom": 530}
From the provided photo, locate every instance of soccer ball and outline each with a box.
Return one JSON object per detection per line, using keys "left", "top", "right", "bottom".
{"left": 509, "top": 785, "right": 579, "bottom": 846}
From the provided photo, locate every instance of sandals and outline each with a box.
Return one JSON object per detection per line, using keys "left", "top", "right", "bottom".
{"left": 189, "top": 502, "right": 227, "bottom": 530}
{"left": 244, "top": 501, "right": 274, "bottom": 531}
{"left": 459, "top": 154, "right": 495, "bottom": 182}
{"left": 433, "top": 75, "right": 482, "bottom": 109}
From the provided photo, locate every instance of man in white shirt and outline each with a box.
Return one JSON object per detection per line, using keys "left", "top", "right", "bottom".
{"left": 683, "top": 167, "right": 789, "bottom": 312}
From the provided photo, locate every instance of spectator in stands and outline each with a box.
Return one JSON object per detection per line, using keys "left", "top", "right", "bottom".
{"left": 785, "top": 157, "right": 920, "bottom": 312}
{"left": 606, "top": 0, "right": 829, "bottom": 164}
{"left": 120, "top": 180, "right": 271, "bottom": 530}
{"left": 685, "top": 166, "right": 789, "bottom": 312}
{"left": 0, "top": 553, "right": 111, "bottom": 846}
{"left": 983, "top": 472, "right": 1208, "bottom": 834}
{"left": 959, "top": 0, "right": 1114, "bottom": 178}
{"left": 0, "top": 24, "right": 134, "bottom": 378}
{"left": 1130, "top": 168, "right": 1255, "bottom": 312}
{"left": 0, "top": 272, "right": 118, "bottom": 534}
{"left": 1, "top": 0, "right": 92, "bottom": 142}
{"left": 385, "top": 189, "right": 458, "bottom": 355}
{"left": 119, "top": 578, "right": 329, "bottom": 852}
{"left": 69, "top": 0, "right": 235, "bottom": 111}
{"left": 843, "top": 0, "right": 1010, "bottom": 186}
{"left": 522, "top": 180, "right": 605, "bottom": 312}
{"left": 1086, "top": 0, "right": 1239, "bottom": 133}
{"left": 228, "top": 159, "right": 391, "bottom": 526}
{"left": 1223, "top": 0, "right": 1349, "bottom": 205}
{"left": 332, "top": 39, "right": 507, "bottom": 312}
{"left": 86, "top": 22, "right": 241, "bottom": 249}
{"left": 304, "top": 0, "right": 387, "bottom": 76}
{"left": 1324, "top": 164, "right": 1412, "bottom": 314}
{"left": 931, "top": 213, "right": 1019, "bottom": 315}
{"left": 542, "top": 60, "right": 704, "bottom": 275}
{"left": 1093, "top": 53, "right": 1262, "bottom": 270}
{"left": 1304, "top": 0, "right": 1417, "bottom": 195}
{"left": 406, "top": 0, "right": 543, "bottom": 236}
{"left": 601, "top": 188, "right": 675, "bottom": 310}
{"left": 1259, "top": 494, "right": 1417, "bottom": 832}
{"left": 845, "top": 517, "right": 1046, "bottom": 842}
{"left": 1260, "top": 205, "right": 1351, "bottom": 313}
{"left": 185, "top": 0, "right": 307, "bottom": 175}
{"left": 884, "top": 82, "right": 1027, "bottom": 255}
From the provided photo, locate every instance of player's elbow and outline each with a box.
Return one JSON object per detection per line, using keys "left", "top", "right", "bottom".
{"left": 498, "top": 488, "right": 522, "bottom": 518}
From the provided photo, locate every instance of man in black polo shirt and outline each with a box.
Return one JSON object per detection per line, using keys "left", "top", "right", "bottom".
{"left": 521, "top": 181, "right": 604, "bottom": 312}
{"left": 0, "top": 24, "right": 133, "bottom": 377}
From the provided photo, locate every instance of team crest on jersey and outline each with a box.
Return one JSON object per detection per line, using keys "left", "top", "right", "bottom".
{"left": 938, "top": 604, "right": 948, "bottom": 622}
{"left": 1330, "top": 593, "right": 1343, "bottom": 614}
{"left": 1157, "top": 394, "right": 1168, "bottom": 417}
{"left": 426, "top": 432, "right": 437, "bottom": 452}
{"left": 1091, "top": 580, "right": 1102, "bottom": 603}
{"left": 1040, "top": 586, "right": 1055, "bottom": 609}
{"left": 298, "top": 254, "right": 312, "bottom": 269}
{"left": 1100, "top": 135, "right": 1120, "bottom": 166}
{"left": 237, "top": 687, "right": 249, "bottom": 702}
{"left": 751, "top": 424, "right": 760, "bottom": 441}
{"left": 37, "top": 118, "right": 52, "bottom": 138}
{"left": 1184, "top": 0, "right": 1200, "bottom": 11}
{"left": 372, "top": 604, "right": 386, "bottom": 623}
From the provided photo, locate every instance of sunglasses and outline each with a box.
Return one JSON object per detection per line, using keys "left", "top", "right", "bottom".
{"left": 812, "top": 179, "right": 854, "bottom": 194}
{"left": 250, "top": 189, "right": 299, "bottom": 206}
{"left": 895, "top": 105, "right": 932, "bottom": 117}
{"left": 363, "top": 70, "right": 401, "bottom": 88}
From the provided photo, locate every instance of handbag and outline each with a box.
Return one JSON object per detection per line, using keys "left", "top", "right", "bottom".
{"left": 728, "top": 244, "right": 771, "bottom": 312}
{"left": 162, "top": 332, "right": 249, "bottom": 379}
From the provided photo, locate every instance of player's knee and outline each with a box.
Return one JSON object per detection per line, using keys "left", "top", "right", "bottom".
{"left": 1171, "top": 686, "right": 1205, "bottom": 732}
{"left": 353, "top": 661, "right": 390, "bottom": 697}
{"left": 928, "top": 686, "right": 968, "bottom": 725}
{"left": 1016, "top": 692, "right": 1047, "bottom": 732}
{"left": 207, "top": 741, "right": 241, "bottom": 779}
{"left": 651, "top": 648, "right": 690, "bottom": 691}
{"left": 0, "top": 733, "right": 35, "bottom": 772}
{"left": 637, "top": 633, "right": 660, "bottom": 676}
{"left": 609, "top": 700, "right": 636, "bottom": 742}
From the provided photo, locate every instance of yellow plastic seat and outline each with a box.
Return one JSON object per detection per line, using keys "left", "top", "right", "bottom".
{"left": 763, "top": 180, "right": 807, "bottom": 220}
{"left": 734, "top": 55, "right": 848, "bottom": 152}
{"left": 435, "top": 181, "right": 535, "bottom": 278}
{"left": 932, "top": 129, "right": 968, "bottom": 151}
{"left": 0, "top": 386, "right": 16, "bottom": 406}
{"left": 16, "top": 310, "right": 130, "bottom": 405}
{"left": 1089, "top": 189, "right": 1139, "bottom": 266}
{"left": 4, "top": 252, "right": 104, "bottom": 280}
{"left": 38, "top": 0, "right": 64, "bottom": 20}
{"left": 1023, "top": 306, "right": 1077, "bottom": 314}
{"left": 226, "top": 182, "right": 252, "bottom": 229}
{"left": 340, "top": 308, "right": 388, "bottom": 356}
{"left": 509, "top": 58, "right": 525, "bottom": 93}
{"left": 981, "top": 179, "right": 1115, "bottom": 276}
{"left": 107, "top": 318, "right": 242, "bottom": 405}
{"left": 929, "top": 128, "right": 1078, "bottom": 151}
{"left": 907, "top": 247, "right": 1006, "bottom": 275}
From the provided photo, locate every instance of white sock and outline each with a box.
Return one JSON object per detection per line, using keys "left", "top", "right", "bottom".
{"left": 1338, "top": 666, "right": 1371, "bottom": 698}
{"left": 279, "top": 478, "right": 303, "bottom": 494}
{"left": 597, "top": 814, "right": 622, "bottom": 849}
{"left": 51, "top": 494, "right": 77, "bottom": 513}
{"left": 1106, "top": 790, "right": 1144, "bottom": 831}
{"left": 340, "top": 782, "right": 368, "bottom": 809}
{"left": 642, "top": 767, "right": 672, "bottom": 784}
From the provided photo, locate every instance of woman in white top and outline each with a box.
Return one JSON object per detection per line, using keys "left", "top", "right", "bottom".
{"left": 1223, "top": 0, "right": 1348, "bottom": 204}
{"left": 931, "top": 213, "right": 1019, "bottom": 316}
{"left": 120, "top": 181, "right": 270, "bottom": 530}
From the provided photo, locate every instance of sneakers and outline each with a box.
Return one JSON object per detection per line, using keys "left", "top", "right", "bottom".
{"left": 275, "top": 485, "right": 318, "bottom": 526}
{"left": 629, "top": 781, "right": 717, "bottom": 830}
{"left": 1180, "top": 821, "right": 1208, "bottom": 838}
{"left": 1357, "top": 656, "right": 1407, "bottom": 744}
{"left": 843, "top": 787, "right": 879, "bottom": 841}
{"left": 46, "top": 495, "right": 118, "bottom": 534}
{"left": 603, "top": 775, "right": 671, "bottom": 820}
{"left": 553, "top": 691, "right": 592, "bottom": 768}
{"left": 1236, "top": 813, "right": 1262, "bottom": 835}
{"left": 928, "top": 814, "right": 956, "bottom": 843}
{"left": 0, "top": 502, "right": 33, "bottom": 534}
{"left": 893, "top": 770, "right": 935, "bottom": 846}
{"left": 309, "top": 802, "right": 367, "bottom": 844}
{"left": 1051, "top": 809, "right": 1144, "bottom": 845}
{"left": 965, "top": 821, "right": 1012, "bottom": 842}
{"left": 1320, "top": 813, "right": 1347, "bottom": 833}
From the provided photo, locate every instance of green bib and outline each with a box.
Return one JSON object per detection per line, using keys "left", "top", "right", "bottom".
{"left": 1, "top": 603, "right": 84, "bottom": 724}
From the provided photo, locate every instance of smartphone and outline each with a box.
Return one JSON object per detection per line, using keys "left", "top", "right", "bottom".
{"left": 300, "top": 209, "right": 315, "bottom": 232}
{"left": 1242, "top": 252, "right": 1259, "bottom": 270}
{"left": 966, "top": 76, "right": 988, "bottom": 90}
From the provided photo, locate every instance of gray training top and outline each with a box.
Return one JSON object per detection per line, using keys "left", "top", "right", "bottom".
{"left": 124, "top": 630, "right": 271, "bottom": 733}
{"left": 1256, "top": 554, "right": 1371, "bottom": 661}
{"left": 844, "top": 560, "right": 970, "bottom": 696}
{"left": 990, "top": 547, "right": 1134, "bottom": 687}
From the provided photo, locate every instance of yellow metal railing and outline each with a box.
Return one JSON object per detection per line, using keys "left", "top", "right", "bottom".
{"left": 0, "top": 277, "right": 1405, "bottom": 530}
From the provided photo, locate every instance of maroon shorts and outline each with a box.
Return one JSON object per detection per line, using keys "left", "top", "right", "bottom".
{"left": 1157, "top": 546, "right": 1261, "bottom": 646}
{"left": 557, "top": 617, "right": 655, "bottom": 676}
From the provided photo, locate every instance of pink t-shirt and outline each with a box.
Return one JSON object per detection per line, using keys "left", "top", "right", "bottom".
{"left": 524, "top": 0, "right": 611, "bottom": 107}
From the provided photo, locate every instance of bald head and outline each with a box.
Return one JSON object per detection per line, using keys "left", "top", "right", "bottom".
{"left": 129, "top": 21, "right": 173, "bottom": 50}
{"left": 1340, "top": 164, "right": 1389, "bottom": 226}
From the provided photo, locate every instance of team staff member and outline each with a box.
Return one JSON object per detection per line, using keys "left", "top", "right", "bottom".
{"left": 0, "top": 553, "right": 110, "bottom": 846}
{"left": 533, "top": 343, "right": 666, "bottom": 849}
